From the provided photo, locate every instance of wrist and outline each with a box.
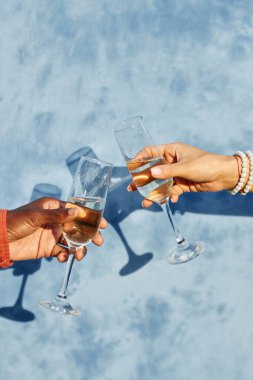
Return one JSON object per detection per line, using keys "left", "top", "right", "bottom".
{"left": 6, "top": 210, "right": 16, "bottom": 243}
{"left": 221, "top": 155, "right": 241, "bottom": 190}
{"left": 226, "top": 152, "right": 252, "bottom": 194}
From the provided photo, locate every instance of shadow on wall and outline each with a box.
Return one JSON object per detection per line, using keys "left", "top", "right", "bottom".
{"left": 1, "top": 146, "right": 253, "bottom": 323}
{"left": 174, "top": 191, "right": 253, "bottom": 217}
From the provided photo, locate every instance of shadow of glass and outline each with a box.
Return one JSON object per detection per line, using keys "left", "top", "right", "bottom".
{"left": 30, "top": 183, "right": 62, "bottom": 201}
{"left": 0, "top": 183, "right": 62, "bottom": 323}
{"left": 66, "top": 147, "right": 154, "bottom": 276}
{"left": 105, "top": 175, "right": 154, "bottom": 275}
{"left": 66, "top": 146, "right": 97, "bottom": 177}
{"left": 0, "top": 273, "right": 34, "bottom": 322}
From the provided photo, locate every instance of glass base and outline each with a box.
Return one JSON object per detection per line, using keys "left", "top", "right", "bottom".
{"left": 39, "top": 296, "right": 81, "bottom": 316}
{"left": 0, "top": 306, "right": 35, "bottom": 322}
{"left": 119, "top": 252, "right": 153, "bottom": 276}
{"left": 168, "top": 240, "right": 206, "bottom": 265}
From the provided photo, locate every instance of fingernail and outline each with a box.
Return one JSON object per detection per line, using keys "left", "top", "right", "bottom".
{"left": 127, "top": 185, "right": 132, "bottom": 192}
{"left": 68, "top": 207, "right": 78, "bottom": 216}
{"left": 151, "top": 167, "right": 162, "bottom": 176}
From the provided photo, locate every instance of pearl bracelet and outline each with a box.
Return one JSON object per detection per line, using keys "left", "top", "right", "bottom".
{"left": 241, "top": 150, "right": 253, "bottom": 195}
{"left": 228, "top": 151, "right": 248, "bottom": 195}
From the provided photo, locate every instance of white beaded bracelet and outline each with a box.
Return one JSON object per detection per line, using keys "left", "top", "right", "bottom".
{"left": 241, "top": 150, "right": 253, "bottom": 195}
{"left": 228, "top": 151, "right": 248, "bottom": 195}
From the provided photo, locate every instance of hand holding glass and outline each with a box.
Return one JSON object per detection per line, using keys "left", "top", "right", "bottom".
{"left": 39, "top": 157, "right": 112, "bottom": 316}
{"left": 114, "top": 116, "right": 206, "bottom": 264}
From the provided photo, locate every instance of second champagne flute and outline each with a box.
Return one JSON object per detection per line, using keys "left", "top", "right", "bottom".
{"left": 114, "top": 116, "right": 206, "bottom": 264}
{"left": 39, "top": 156, "right": 113, "bottom": 316}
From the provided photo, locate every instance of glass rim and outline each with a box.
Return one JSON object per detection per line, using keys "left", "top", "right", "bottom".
{"left": 78, "top": 155, "right": 113, "bottom": 168}
{"left": 113, "top": 115, "right": 143, "bottom": 133}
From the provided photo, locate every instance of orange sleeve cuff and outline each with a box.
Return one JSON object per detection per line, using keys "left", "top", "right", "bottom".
{"left": 0, "top": 209, "right": 13, "bottom": 268}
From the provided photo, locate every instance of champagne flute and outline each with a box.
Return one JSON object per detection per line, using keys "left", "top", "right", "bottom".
{"left": 39, "top": 157, "right": 113, "bottom": 316}
{"left": 113, "top": 116, "right": 206, "bottom": 264}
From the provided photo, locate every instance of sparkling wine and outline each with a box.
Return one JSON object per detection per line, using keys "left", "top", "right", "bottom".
{"left": 62, "top": 196, "right": 104, "bottom": 246}
{"left": 127, "top": 157, "right": 173, "bottom": 204}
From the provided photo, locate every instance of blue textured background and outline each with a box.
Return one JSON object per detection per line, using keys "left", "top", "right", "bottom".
{"left": 1, "top": 1, "right": 253, "bottom": 379}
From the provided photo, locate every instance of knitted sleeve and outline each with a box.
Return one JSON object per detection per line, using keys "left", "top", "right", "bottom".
{"left": 0, "top": 210, "right": 13, "bottom": 268}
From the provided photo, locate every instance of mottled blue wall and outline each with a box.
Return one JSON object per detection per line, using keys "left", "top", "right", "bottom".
{"left": 1, "top": 1, "right": 253, "bottom": 380}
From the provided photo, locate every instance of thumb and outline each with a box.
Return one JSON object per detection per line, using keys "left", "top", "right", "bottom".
{"left": 32, "top": 207, "right": 81, "bottom": 226}
{"left": 151, "top": 162, "right": 188, "bottom": 179}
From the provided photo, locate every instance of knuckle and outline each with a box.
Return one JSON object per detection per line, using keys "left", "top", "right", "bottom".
{"left": 40, "top": 197, "right": 59, "bottom": 209}
{"left": 40, "top": 196, "right": 52, "bottom": 203}
{"left": 173, "top": 142, "right": 183, "bottom": 149}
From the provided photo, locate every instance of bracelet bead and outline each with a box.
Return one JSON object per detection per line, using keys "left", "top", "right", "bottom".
{"left": 241, "top": 151, "right": 253, "bottom": 195}
{"left": 228, "top": 151, "right": 249, "bottom": 195}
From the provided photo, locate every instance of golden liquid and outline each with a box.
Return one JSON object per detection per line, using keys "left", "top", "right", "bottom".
{"left": 127, "top": 157, "right": 173, "bottom": 204}
{"left": 62, "top": 197, "right": 103, "bottom": 246}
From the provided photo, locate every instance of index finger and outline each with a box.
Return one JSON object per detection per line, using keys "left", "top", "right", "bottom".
{"left": 134, "top": 145, "right": 162, "bottom": 160}
{"left": 15, "top": 197, "right": 64, "bottom": 212}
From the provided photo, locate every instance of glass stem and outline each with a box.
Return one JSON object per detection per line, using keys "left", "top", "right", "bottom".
{"left": 113, "top": 222, "right": 137, "bottom": 259}
{"left": 57, "top": 253, "right": 75, "bottom": 300}
{"left": 160, "top": 202, "right": 187, "bottom": 246}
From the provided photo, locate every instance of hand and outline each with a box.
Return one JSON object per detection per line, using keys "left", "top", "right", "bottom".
{"left": 7, "top": 197, "right": 107, "bottom": 262}
{"left": 128, "top": 142, "right": 239, "bottom": 205}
